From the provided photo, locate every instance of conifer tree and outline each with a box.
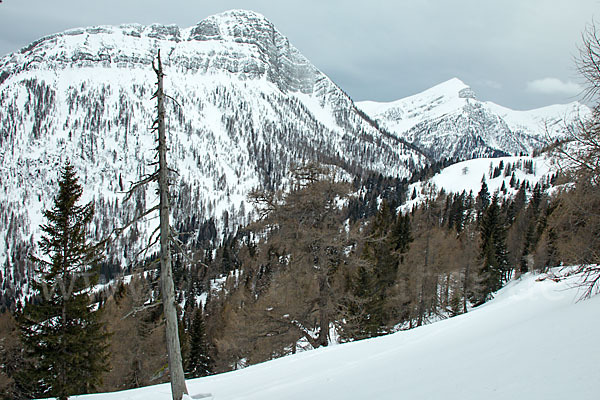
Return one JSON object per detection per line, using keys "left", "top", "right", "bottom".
{"left": 391, "top": 212, "right": 413, "bottom": 258}
{"left": 475, "top": 178, "right": 490, "bottom": 221}
{"left": 476, "top": 195, "right": 509, "bottom": 304}
{"left": 185, "top": 307, "right": 212, "bottom": 378}
{"left": 345, "top": 205, "right": 413, "bottom": 339}
{"left": 341, "top": 263, "right": 383, "bottom": 340}
{"left": 17, "top": 162, "right": 109, "bottom": 400}
{"left": 369, "top": 202, "right": 399, "bottom": 289}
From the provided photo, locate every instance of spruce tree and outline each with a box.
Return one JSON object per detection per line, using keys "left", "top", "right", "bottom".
{"left": 475, "top": 178, "right": 490, "bottom": 221}
{"left": 346, "top": 206, "right": 413, "bottom": 340}
{"left": 17, "top": 162, "right": 109, "bottom": 400}
{"left": 185, "top": 307, "right": 212, "bottom": 378}
{"left": 476, "top": 195, "right": 509, "bottom": 304}
{"left": 340, "top": 263, "right": 383, "bottom": 341}
{"left": 391, "top": 213, "right": 413, "bottom": 258}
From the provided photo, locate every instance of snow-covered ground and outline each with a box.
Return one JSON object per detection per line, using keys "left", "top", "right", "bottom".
{"left": 402, "top": 155, "right": 555, "bottom": 212}
{"left": 62, "top": 269, "right": 599, "bottom": 400}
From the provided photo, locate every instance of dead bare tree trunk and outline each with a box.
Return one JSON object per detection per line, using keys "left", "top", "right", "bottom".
{"left": 153, "top": 50, "right": 188, "bottom": 400}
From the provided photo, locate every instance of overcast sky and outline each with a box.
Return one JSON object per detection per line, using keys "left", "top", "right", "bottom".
{"left": 0, "top": 0, "right": 598, "bottom": 110}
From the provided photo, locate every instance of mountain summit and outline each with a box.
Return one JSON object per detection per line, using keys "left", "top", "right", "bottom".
{"left": 1, "top": 9, "right": 342, "bottom": 100}
{"left": 357, "top": 78, "right": 588, "bottom": 160}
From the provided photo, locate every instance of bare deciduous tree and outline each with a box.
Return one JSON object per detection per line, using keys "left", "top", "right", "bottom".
{"left": 248, "top": 165, "right": 354, "bottom": 349}
{"left": 550, "top": 22, "right": 600, "bottom": 299}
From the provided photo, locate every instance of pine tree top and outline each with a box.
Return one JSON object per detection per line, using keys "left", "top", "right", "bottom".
{"left": 34, "top": 161, "right": 99, "bottom": 281}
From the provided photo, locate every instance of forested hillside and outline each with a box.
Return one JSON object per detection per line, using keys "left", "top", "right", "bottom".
{"left": 0, "top": 9, "right": 599, "bottom": 400}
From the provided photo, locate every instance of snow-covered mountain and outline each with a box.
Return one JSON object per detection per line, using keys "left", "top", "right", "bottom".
{"left": 357, "top": 78, "right": 589, "bottom": 160}
{"left": 49, "top": 269, "right": 600, "bottom": 399}
{"left": 0, "top": 10, "right": 426, "bottom": 304}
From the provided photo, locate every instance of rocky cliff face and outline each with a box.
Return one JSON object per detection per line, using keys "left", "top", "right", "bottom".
{"left": 0, "top": 10, "right": 426, "bottom": 307}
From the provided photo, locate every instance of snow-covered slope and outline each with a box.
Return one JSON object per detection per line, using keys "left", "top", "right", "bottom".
{"left": 0, "top": 10, "right": 426, "bottom": 303}
{"left": 403, "top": 155, "right": 556, "bottom": 211}
{"left": 62, "top": 270, "right": 600, "bottom": 400}
{"left": 358, "top": 78, "right": 589, "bottom": 160}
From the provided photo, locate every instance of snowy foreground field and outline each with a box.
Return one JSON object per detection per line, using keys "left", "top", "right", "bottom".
{"left": 64, "top": 270, "right": 598, "bottom": 400}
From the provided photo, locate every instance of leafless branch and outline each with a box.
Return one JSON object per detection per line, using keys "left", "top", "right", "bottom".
{"left": 134, "top": 226, "right": 161, "bottom": 261}
{"left": 165, "top": 94, "right": 182, "bottom": 109}
{"left": 169, "top": 227, "right": 210, "bottom": 269}
{"left": 249, "top": 189, "right": 279, "bottom": 220}
{"left": 124, "top": 171, "right": 159, "bottom": 202}
{"left": 96, "top": 204, "right": 160, "bottom": 249}
{"left": 576, "top": 264, "right": 600, "bottom": 299}
{"left": 578, "top": 21, "right": 600, "bottom": 103}
{"left": 121, "top": 301, "right": 163, "bottom": 320}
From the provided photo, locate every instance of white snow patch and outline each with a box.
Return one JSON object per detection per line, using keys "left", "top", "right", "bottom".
{"left": 402, "top": 155, "right": 555, "bottom": 212}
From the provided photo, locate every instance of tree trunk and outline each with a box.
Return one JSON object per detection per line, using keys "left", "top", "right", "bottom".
{"left": 155, "top": 51, "right": 188, "bottom": 400}
{"left": 316, "top": 274, "right": 330, "bottom": 347}
{"left": 444, "top": 274, "right": 450, "bottom": 309}
{"left": 462, "top": 260, "right": 470, "bottom": 314}
{"left": 417, "top": 233, "right": 429, "bottom": 327}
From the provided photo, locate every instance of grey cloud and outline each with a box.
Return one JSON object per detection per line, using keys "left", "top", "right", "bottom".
{"left": 526, "top": 78, "right": 584, "bottom": 96}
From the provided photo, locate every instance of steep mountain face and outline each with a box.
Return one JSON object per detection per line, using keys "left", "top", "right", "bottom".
{"left": 0, "top": 10, "right": 426, "bottom": 307}
{"left": 357, "top": 78, "right": 589, "bottom": 161}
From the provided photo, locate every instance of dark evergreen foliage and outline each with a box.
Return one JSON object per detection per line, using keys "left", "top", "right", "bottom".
{"left": 476, "top": 195, "right": 509, "bottom": 304}
{"left": 475, "top": 178, "right": 490, "bottom": 219}
{"left": 185, "top": 306, "right": 213, "bottom": 378}
{"left": 16, "top": 163, "right": 109, "bottom": 400}
{"left": 341, "top": 264, "right": 384, "bottom": 340}
{"left": 347, "top": 173, "right": 408, "bottom": 221}
{"left": 341, "top": 202, "right": 414, "bottom": 340}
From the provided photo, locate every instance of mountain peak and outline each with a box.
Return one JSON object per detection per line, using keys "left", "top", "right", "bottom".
{"left": 189, "top": 9, "right": 276, "bottom": 42}
{"left": 0, "top": 9, "right": 319, "bottom": 95}
{"left": 357, "top": 76, "right": 586, "bottom": 161}
{"left": 427, "top": 77, "right": 475, "bottom": 99}
{"left": 356, "top": 77, "right": 476, "bottom": 124}
{"left": 216, "top": 9, "right": 270, "bottom": 22}
{"left": 439, "top": 77, "right": 469, "bottom": 88}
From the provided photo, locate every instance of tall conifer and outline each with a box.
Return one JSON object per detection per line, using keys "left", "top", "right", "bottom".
{"left": 477, "top": 195, "right": 508, "bottom": 303}
{"left": 185, "top": 307, "right": 212, "bottom": 378}
{"left": 17, "top": 162, "right": 109, "bottom": 400}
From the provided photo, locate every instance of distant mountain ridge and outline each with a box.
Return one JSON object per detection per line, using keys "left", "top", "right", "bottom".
{"left": 357, "top": 78, "right": 589, "bottom": 160}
